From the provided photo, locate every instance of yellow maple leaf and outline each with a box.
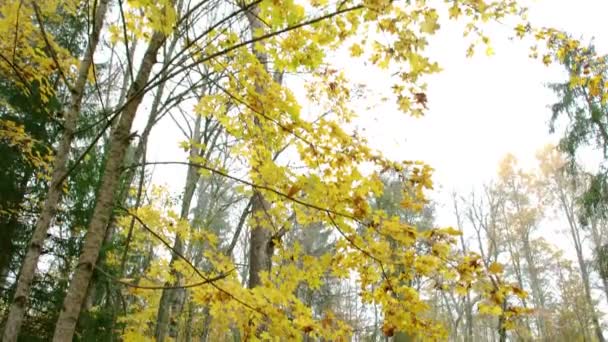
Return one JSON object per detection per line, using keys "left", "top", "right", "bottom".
{"left": 488, "top": 262, "right": 504, "bottom": 274}
{"left": 478, "top": 303, "right": 502, "bottom": 316}
{"left": 420, "top": 11, "right": 439, "bottom": 34}
{"left": 349, "top": 43, "right": 364, "bottom": 57}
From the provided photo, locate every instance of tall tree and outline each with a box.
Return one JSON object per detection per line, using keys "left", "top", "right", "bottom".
{"left": 536, "top": 145, "right": 605, "bottom": 342}
{"left": 547, "top": 43, "right": 608, "bottom": 216}
{"left": 51, "top": 11, "right": 173, "bottom": 342}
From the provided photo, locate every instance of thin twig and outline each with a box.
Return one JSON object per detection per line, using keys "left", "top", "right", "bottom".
{"left": 95, "top": 265, "right": 232, "bottom": 290}
{"left": 122, "top": 160, "right": 359, "bottom": 221}
{"left": 31, "top": 1, "right": 74, "bottom": 93}
{"left": 117, "top": 207, "right": 267, "bottom": 315}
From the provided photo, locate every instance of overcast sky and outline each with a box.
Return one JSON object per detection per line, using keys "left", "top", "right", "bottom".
{"left": 336, "top": 0, "right": 608, "bottom": 226}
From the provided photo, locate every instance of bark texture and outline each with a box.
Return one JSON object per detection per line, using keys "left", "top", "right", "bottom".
{"left": 52, "top": 29, "right": 167, "bottom": 342}
{"left": 244, "top": 5, "right": 275, "bottom": 291}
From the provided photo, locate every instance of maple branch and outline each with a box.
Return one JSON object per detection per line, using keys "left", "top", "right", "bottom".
{"left": 205, "top": 60, "right": 317, "bottom": 150}
{"left": 225, "top": 198, "right": 253, "bottom": 256}
{"left": 137, "top": 2, "right": 365, "bottom": 105}
{"left": 31, "top": 1, "right": 73, "bottom": 94}
{"left": 94, "top": 265, "right": 232, "bottom": 290}
{"left": 121, "top": 160, "right": 359, "bottom": 221}
{"left": 51, "top": 2, "right": 362, "bottom": 183}
{"left": 117, "top": 0, "right": 135, "bottom": 84}
{"left": 272, "top": 211, "right": 296, "bottom": 241}
{"left": 117, "top": 206, "right": 217, "bottom": 281}
{"left": 0, "top": 52, "right": 31, "bottom": 92}
{"left": 116, "top": 206, "right": 267, "bottom": 315}
{"left": 12, "top": 0, "right": 23, "bottom": 63}
{"left": 326, "top": 213, "right": 397, "bottom": 295}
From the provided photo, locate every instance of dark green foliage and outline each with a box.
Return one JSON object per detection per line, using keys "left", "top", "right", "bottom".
{"left": 548, "top": 43, "right": 608, "bottom": 218}
{"left": 596, "top": 244, "right": 608, "bottom": 284}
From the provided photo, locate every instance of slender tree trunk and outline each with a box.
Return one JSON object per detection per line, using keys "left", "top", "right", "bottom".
{"left": 79, "top": 32, "right": 176, "bottom": 332}
{"left": 1, "top": 2, "right": 110, "bottom": 340}
{"left": 589, "top": 217, "right": 608, "bottom": 305}
{"left": 455, "top": 202, "right": 474, "bottom": 342}
{"left": 494, "top": 296, "right": 508, "bottom": 342}
{"left": 155, "top": 114, "right": 203, "bottom": 341}
{"left": 52, "top": 28, "right": 168, "bottom": 342}
{"left": 78, "top": 31, "right": 176, "bottom": 335}
{"left": 521, "top": 236, "right": 548, "bottom": 340}
{"left": 558, "top": 191, "right": 605, "bottom": 342}
{"left": 504, "top": 233, "right": 532, "bottom": 333}
{"left": 120, "top": 32, "right": 180, "bottom": 204}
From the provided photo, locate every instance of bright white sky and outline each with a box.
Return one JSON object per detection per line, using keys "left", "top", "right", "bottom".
{"left": 341, "top": 0, "right": 608, "bottom": 226}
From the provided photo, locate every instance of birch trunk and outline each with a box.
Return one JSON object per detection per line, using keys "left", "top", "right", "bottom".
{"left": 52, "top": 29, "right": 168, "bottom": 342}
{"left": 521, "top": 236, "right": 548, "bottom": 340}
{"left": 2, "top": 1, "right": 110, "bottom": 340}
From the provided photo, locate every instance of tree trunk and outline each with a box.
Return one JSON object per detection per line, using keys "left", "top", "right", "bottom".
{"left": 503, "top": 226, "right": 532, "bottom": 333}
{"left": 155, "top": 114, "right": 203, "bottom": 341}
{"left": 559, "top": 191, "right": 605, "bottom": 342}
{"left": 589, "top": 216, "right": 608, "bottom": 306}
{"left": 247, "top": 191, "right": 273, "bottom": 288}
{"left": 52, "top": 29, "right": 167, "bottom": 342}
{"left": 244, "top": 3, "right": 276, "bottom": 292}
{"left": 1, "top": 1, "right": 110, "bottom": 340}
{"left": 78, "top": 32, "right": 179, "bottom": 337}
{"left": 521, "top": 236, "right": 548, "bottom": 340}
{"left": 119, "top": 32, "right": 180, "bottom": 205}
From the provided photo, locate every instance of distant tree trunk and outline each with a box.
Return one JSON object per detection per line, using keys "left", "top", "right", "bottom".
{"left": 455, "top": 201, "right": 474, "bottom": 342}
{"left": 51, "top": 28, "right": 168, "bottom": 342}
{"left": 495, "top": 298, "right": 508, "bottom": 342}
{"left": 155, "top": 114, "right": 203, "bottom": 341}
{"left": 558, "top": 190, "right": 605, "bottom": 342}
{"left": 589, "top": 217, "right": 608, "bottom": 305}
{"left": 1, "top": 1, "right": 110, "bottom": 340}
{"left": 521, "top": 236, "right": 548, "bottom": 340}
{"left": 499, "top": 202, "right": 534, "bottom": 337}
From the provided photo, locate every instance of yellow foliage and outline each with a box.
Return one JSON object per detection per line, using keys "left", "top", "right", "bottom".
{"left": 0, "top": 0, "right": 570, "bottom": 338}
{"left": 488, "top": 262, "right": 504, "bottom": 274}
